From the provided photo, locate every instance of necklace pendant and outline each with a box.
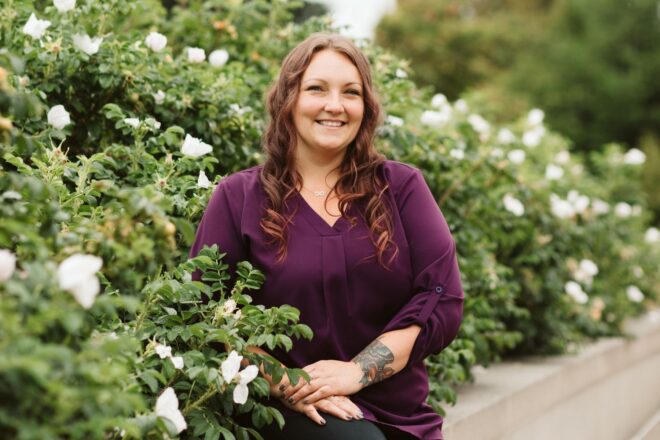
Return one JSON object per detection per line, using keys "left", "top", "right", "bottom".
{"left": 313, "top": 190, "right": 326, "bottom": 197}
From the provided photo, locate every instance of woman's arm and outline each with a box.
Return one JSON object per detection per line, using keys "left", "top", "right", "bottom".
{"left": 284, "top": 324, "right": 421, "bottom": 405}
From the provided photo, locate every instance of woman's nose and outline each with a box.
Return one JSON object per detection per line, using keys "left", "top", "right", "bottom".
{"left": 324, "top": 92, "right": 344, "bottom": 112}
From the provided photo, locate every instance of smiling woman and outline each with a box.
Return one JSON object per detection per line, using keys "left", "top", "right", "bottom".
{"left": 190, "top": 33, "right": 464, "bottom": 440}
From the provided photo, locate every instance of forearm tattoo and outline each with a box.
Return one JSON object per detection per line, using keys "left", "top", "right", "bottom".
{"left": 352, "top": 338, "right": 395, "bottom": 387}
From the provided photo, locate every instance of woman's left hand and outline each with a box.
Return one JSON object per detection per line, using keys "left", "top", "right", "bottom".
{"left": 283, "top": 360, "right": 363, "bottom": 405}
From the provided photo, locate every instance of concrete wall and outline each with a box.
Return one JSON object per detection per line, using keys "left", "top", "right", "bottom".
{"left": 442, "top": 310, "right": 660, "bottom": 440}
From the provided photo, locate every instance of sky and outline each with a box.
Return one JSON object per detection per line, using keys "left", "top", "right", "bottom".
{"left": 313, "top": 0, "right": 397, "bottom": 40}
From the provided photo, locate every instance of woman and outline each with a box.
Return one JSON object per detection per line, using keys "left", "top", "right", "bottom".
{"left": 190, "top": 33, "right": 464, "bottom": 439}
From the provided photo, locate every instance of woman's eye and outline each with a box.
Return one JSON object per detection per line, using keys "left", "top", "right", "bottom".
{"left": 346, "top": 89, "right": 361, "bottom": 96}
{"left": 307, "top": 85, "right": 323, "bottom": 91}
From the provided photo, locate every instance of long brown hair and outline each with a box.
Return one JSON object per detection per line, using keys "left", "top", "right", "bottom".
{"left": 260, "top": 32, "right": 398, "bottom": 268}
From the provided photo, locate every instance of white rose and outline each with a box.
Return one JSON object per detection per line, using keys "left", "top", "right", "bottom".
{"left": 152, "top": 90, "right": 165, "bottom": 105}
{"left": 72, "top": 34, "right": 103, "bottom": 55}
{"left": 545, "top": 164, "right": 564, "bottom": 180}
{"left": 579, "top": 259, "right": 599, "bottom": 277}
{"left": 187, "top": 47, "right": 206, "bottom": 63}
{"left": 592, "top": 199, "right": 610, "bottom": 215}
{"left": 550, "top": 194, "right": 574, "bottom": 219}
{"left": 145, "top": 32, "right": 167, "bottom": 52}
{"left": 626, "top": 285, "right": 644, "bottom": 303}
{"left": 645, "top": 227, "right": 659, "bottom": 244}
{"left": 420, "top": 110, "right": 450, "bottom": 127}
{"left": 497, "top": 128, "right": 515, "bottom": 144}
{"left": 155, "top": 343, "right": 172, "bottom": 359}
{"left": 431, "top": 93, "right": 448, "bottom": 108}
{"left": 57, "top": 254, "right": 103, "bottom": 309}
{"left": 507, "top": 149, "right": 525, "bottom": 165}
{"left": 47, "top": 105, "right": 71, "bottom": 130}
{"left": 221, "top": 351, "right": 243, "bottom": 383}
{"left": 503, "top": 194, "right": 525, "bottom": 217}
{"left": 22, "top": 13, "right": 51, "bottom": 39}
{"left": 522, "top": 126, "right": 545, "bottom": 148}
{"left": 454, "top": 99, "right": 469, "bottom": 113}
{"left": 565, "top": 281, "right": 588, "bottom": 304}
{"left": 623, "top": 148, "right": 645, "bottom": 165}
{"left": 572, "top": 195, "right": 590, "bottom": 214}
{"left": 527, "top": 108, "right": 545, "bottom": 126}
{"left": 209, "top": 49, "right": 229, "bottom": 67}
{"left": 123, "top": 118, "right": 140, "bottom": 128}
{"left": 386, "top": 115, "right": 404, "bottom": 127}
{"left": 54, "top": 0, "right": 76, "bottom": 12}
{"left": 197, "top": 170, "right": 211, "bottom": 188}
{"left": 155, "top": 388, "right": 187, "bottom": 434}
{"left": 395, "top": 68, "right": 407, "bottom": 78}
{"left": 233, "top": 365, "right": 259, "bottom": 404}
{"left": 0, "top": 249, "right": 17, "bottom": 282}
{"left": 468, "top": 114, "right": 490, "bottom": 134}
{"left": 614, "top": 202, "right": 632, "bottom": 218}
{"left": 222, "top": 299, "right": 237, "bottom": 315}
{"left": 554, "top": 150, "right": 570, "bottom": 164}
{"left": 449, "top": 149, "right": 465, "bottom": 160}
{"left": 170, "top": 356, "right": 184, "bottom": 369}
{"left": 181, "top": 134, "right": 213, "bottom": 157}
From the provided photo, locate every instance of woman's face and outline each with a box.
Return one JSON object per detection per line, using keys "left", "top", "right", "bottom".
{"left": 293, "top": 49, "right": 365, "bottom": 160}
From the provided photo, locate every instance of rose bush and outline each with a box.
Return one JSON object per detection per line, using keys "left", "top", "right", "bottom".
{"left": 1, "top": 0, "right": 658, "bottom": 437}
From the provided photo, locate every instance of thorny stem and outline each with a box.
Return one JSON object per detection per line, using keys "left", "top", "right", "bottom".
{"left": 182, "top": 383, "right": 220, "bottom": 416}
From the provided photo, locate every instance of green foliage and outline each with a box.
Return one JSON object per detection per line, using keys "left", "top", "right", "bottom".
{"left": 0, "top": 0, "right": 659, "bottom": 437}
{"left": 374, "top": 0, "right": 552, "bottom": 101}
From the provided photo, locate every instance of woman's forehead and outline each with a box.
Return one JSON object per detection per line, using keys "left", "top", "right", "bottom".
{"left": 302, "top": 50, "right": 362, "bottom": 84}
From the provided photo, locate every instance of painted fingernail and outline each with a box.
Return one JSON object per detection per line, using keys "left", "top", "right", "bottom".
{"left": 302, "top": 399, "right": 308, "bottom": 405}
{"left": 345, "top": 415, "right": 352, "bottom": 421}
{"left": 320, "top": 419, "right": 326, "bottom": 426}
{"left": 288, "top": 398, "right": 294, "bottom": 404}
{"left": 279, "top": 384, "right": 286, "bottom": 392}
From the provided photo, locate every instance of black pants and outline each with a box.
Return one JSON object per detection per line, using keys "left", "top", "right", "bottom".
{"left": 255, "top": 413, "right": 416, "bottom": 440}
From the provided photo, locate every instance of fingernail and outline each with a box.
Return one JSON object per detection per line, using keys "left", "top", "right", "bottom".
{"left": 345, "top": 415, "right": 352, "bottom": 421}
{"left": 288, "top": 398, "right": 294, "bottom": 404}
{"left": 358, "top": 413, "right": 364, "bottom": 419}
{"left": 320, "top": 419, "right": 326, "bottom": 426}
{"left": 279, "top": 384, "right": 286, "bottom": 392}
{"left": 280, "top": 392, "right": 285, "bottom": 398}
{"left": 302, "top": 399, "right": 308, "bottom": 405}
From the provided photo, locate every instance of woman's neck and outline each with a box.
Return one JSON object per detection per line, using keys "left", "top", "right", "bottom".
{"left": 294, "top": 148, "right": 345, "bottom": 190}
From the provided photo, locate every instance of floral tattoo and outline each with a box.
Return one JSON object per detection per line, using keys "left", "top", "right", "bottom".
{"left": 352, "top": 338, "right": 395, "bottom": 387}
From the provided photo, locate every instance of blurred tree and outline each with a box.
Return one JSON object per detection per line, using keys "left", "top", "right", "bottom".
{"left": 293, "top": 0, "right": 329, "bottom": 23}
{"left": 374, "top": 0, "right": 552, "bottom": 100}
{"left": 502, "top": 0, "right": 660, "bottom": 152}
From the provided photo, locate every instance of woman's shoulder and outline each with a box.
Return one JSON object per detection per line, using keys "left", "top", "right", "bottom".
{"left": 381, "top": 159, "right": 424, "bottom": 190}
{"left": 217, "top": 164, "right": 263, "bottom": 193}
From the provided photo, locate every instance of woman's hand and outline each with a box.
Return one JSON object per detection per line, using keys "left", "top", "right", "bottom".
{"left": 283, "top": 360, "right": 363, "bottom": 405}
{"left": 281, "top": 394, "right": 364, "bottom": 425}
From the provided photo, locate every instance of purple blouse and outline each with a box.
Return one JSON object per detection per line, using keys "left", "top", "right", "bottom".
{"left": 190, "top": 160, "right": 464, "bottom": 439}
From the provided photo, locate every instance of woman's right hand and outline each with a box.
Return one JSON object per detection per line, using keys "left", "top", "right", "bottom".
{"left": 280, "top": 394, "right": 364, "bottom": 425}
{"left": 249, "top": 346, "right": 363, "bottom": 425}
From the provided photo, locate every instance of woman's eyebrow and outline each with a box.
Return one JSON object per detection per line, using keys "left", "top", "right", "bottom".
{"left": 302, "top": 78, "right": 363, "bottom": 87}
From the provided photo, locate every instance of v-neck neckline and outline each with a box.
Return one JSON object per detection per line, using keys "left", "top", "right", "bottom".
{"left": 294, "top": 191, "right": 348, "bottom": 235}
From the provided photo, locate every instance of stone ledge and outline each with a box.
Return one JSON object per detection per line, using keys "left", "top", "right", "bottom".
{"left": 442, "top": 309, "right": 660, "bottom": 440}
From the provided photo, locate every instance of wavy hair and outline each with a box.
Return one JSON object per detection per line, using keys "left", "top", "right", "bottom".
{"left": 260, "top": 32, "right": 398, "bottom": 268}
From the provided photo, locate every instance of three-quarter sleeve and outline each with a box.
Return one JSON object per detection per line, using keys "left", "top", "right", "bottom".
{"left": 189, "top": 174, "right": 248, "bottom": 286}
{"left": 381, "top": 167, "right": 464, "bottom": 366}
